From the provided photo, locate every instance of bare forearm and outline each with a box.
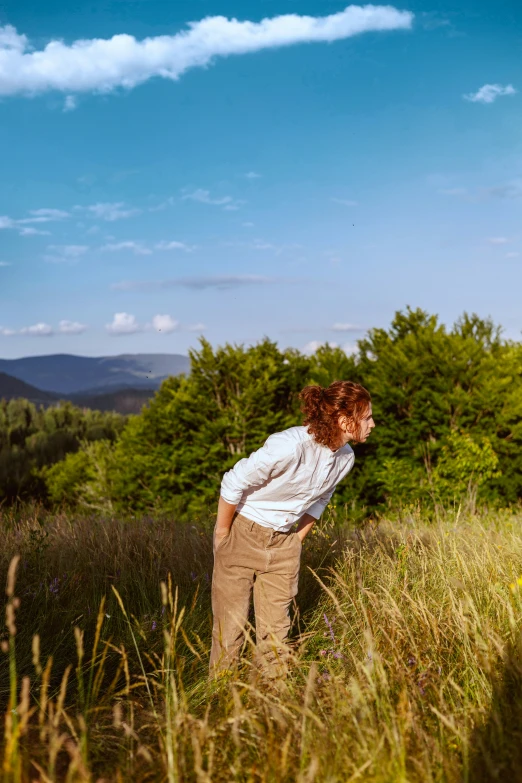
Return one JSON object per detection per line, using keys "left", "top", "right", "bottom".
{"left": 215, "top": 496, "right": 237, "bottom": 534}
{"left": 295, "top": 513, "right": 316, "bottom": 542}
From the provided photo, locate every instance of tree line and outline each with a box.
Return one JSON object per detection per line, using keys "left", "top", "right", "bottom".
{"left": 2, "top": 307, "right": 521, "bottom": 518}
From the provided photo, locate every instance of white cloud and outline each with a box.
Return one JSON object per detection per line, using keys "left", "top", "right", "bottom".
{"left": 30, "top": 208, "right": 69, "bottom": 220}
{"left": 303, "top": 340, "right": 339, "bottom": 354}
{"left": 342, "top": 341, "right": 359, "bottom": 356}
{"left": 18, "top": 227, "right": 51, "bottom": 236}
{"left": 0, "top": 319, "right": 87, "bottom": 336}
{"left": 102, "top": 241, "right": 152, "bottom": 255}
{"left": 242, "top": 222, "right": 255, "bottom": 228}
{"left": 463, "top": 84, "right": 517, "bottom": 104}
{"left": 148, "top": 196, "right": 176, "bottom": 212}
{"left": 1, "top": 207, "right": 69, "bottom": 236}
{"left": 331, "top": 322, "right": 364, "bottom": 332}
{"left": 487, "top": 237, "right": 509, "bottom": 245}
{"left": 19, "top": 322, "right": 54, "bottom": 336}
{"left": 506, "top": 251, "right": 520, "bottom": 258}
{"left": 63, "top": 94, "right": 77, "bottom": 112}
{"left": 0, "top": 7, "right": 413, "bottom": 99}
{"left": 331, "top": 197, "right": 358, "bottom": 206}
{"left": 58, "top": 320, "right": 88, "bottom": 334}
{"left": 105, "top": 311, "right": 181, "bottom": 334}
{"left": 186, "top": 322, "right": 206, "bottom": 332}
{"left": 18, "top": 208, "right": 70, "bottom": 224}
{"left": 0, "top": 261, "right": 12, "bottom": 267}
{"left": 155, "top": 240, "right": 193, "bottom": 251}
{"left": 80, "top": 202, "right": 140, "bottom": 221}
{"left": 245, "top": 171, "right": 262, "bottom": 179}
{"left": 106, "top": 312, "right": 142, "bottom": 335}
{"left": 182, "top": 189, "right": 234, "bottom": 207}
{"left": 151, "top": 314, "right": 179, "bottom": 333}
{"left": 45, "top": 244, "right": 89, "bottom": 262}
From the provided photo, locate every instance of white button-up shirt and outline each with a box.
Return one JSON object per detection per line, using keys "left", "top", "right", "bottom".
{"left": 220, "top": 425, "right": 355, "bottom": 532}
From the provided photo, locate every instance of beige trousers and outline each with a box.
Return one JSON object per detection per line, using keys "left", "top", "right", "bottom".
{"left": 210, "top": 513, "right": 302, "bottom": 674}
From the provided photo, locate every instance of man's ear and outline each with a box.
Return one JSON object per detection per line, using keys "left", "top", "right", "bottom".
{"left": 338, "top": 414, "right": 349, "bottom": 432}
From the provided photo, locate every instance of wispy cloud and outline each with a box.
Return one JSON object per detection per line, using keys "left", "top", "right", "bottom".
{"left": 487, "top": 237, "right": 509, "bottom": 245}
{"left": 17, "top": 208, "right": 70, "bottom": 224}
{"left": 463, "top": 83, "right": 517, "bottom": 104}
{"left": 245, "top": 171, "right": 262, "bottom": 179}
{"left": 148, "top": 196, "right": 176, "bottom": 212}
{"left": 331, "top": 197, "right": 358, "bottom": 206}
{"left": 0, "top": 7, "right": 413, "bottom": 99}
{"left": 186, "top": 322, "right": 206, "bottom": 332}
{"left": 0, "top": 208, "right": 69, "bottom": 235}
{"left": 79, "top": 202, "right": 140, "bottom": 221}
{"left": 506, "top": 252, "right": 520, "bottom": 258}
{"left": 155, "top": 240, "right": 193, "bottom": 252}
{"left": 101, "top": 241, "right": 152, "bottom": 256}
{"left": 331, "top": 322, "right": 364, "bottom": 332}
{"left": 63, "top": 95, "right": 77, "bottom": 112}
{"left": 182, "top": 189, "right": 244, "bottom": 211}
{"left": 112, "top": 274, "right": 300, "bottom": 292}
{"left": 18, "top": 227, "right": 51, "bottom": 236}
{"left": 0, "top": 262, "right": 12, "bottom": 267}
{"left": 223, "top": 239, "right": 302, "bottom": 255}
{"left": 58, "top": 320, "right": 88, "bottom": 334}
{"left": 44, "top": 244, "right": 89, "bottom": 263}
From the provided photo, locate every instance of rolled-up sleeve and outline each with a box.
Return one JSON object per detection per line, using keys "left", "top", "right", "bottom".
{"left": 220, "top": 431, "right": 298, "bottom": 505}
{"left": 305, "top": 488, "right": 336, "bottom": 520}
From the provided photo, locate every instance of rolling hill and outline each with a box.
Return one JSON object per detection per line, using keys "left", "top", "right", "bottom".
{"left": 0, "top": 353, "right": 190, "bottom": 394}
{"left": 0, "top": 372, "right": 58, "bottom": 405}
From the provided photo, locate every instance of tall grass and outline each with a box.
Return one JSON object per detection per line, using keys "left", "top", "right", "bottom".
{"left": 1, "top": 505, "right": 522, "bottom": 781}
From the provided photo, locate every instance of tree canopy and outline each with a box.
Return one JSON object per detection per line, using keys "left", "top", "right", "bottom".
{"left": 6, "top": 307, "right": 522, "bottom": 518}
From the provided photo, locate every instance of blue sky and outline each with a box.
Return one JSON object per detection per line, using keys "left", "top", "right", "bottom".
{"left": 0, "top": 0, "right": 521, "bottom": 359}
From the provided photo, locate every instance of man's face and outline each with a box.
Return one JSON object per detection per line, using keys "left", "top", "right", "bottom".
{"left": 338, "top": 404, "right": 375, "bottom": 445}
{"left": 358, "top": 405, "right": 375, "bottom": 442}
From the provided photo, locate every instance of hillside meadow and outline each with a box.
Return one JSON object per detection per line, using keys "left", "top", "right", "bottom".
{"left": 1, "top": 503, "right": 522, "bottom": 782}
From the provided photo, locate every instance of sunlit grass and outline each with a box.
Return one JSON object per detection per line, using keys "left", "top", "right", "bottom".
{"left": 1, "top": 505, "right": 522, "bottom": 781}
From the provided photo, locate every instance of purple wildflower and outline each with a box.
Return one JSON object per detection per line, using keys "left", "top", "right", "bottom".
{"left": 151, "top": 621, "right": 157, "bottom": 631}
{"left": 323, "top": 613, "right": 335, "bottom": 643}
{"left": 319, "top": 649, "right": 327, "bottom": 656}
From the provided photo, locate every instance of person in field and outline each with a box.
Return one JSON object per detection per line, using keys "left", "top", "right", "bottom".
{"left": 209, "top": 380, "right": 375, "bottom": 676}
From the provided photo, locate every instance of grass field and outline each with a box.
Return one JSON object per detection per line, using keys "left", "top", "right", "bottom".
{"left": 1, "top": 504, "right": 522, "bottom": 782}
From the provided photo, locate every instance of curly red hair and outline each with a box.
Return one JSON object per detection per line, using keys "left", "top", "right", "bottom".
{"left": 299, "top": 380, "right": 371, "bottom": 450}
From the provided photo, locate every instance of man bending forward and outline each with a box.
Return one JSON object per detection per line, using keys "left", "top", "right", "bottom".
{"left": 210, "top": 379, "right": 375, "bottom": 675}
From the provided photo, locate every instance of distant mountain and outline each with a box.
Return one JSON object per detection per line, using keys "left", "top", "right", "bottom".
{"left": 69, "top": 387, "right": 155, "bottom": 415}
{"left": 0, "top": 372, "right": 58, "bottom": 404}
{"left": 0, "top": 353, "right": 190, "bottom": 395}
